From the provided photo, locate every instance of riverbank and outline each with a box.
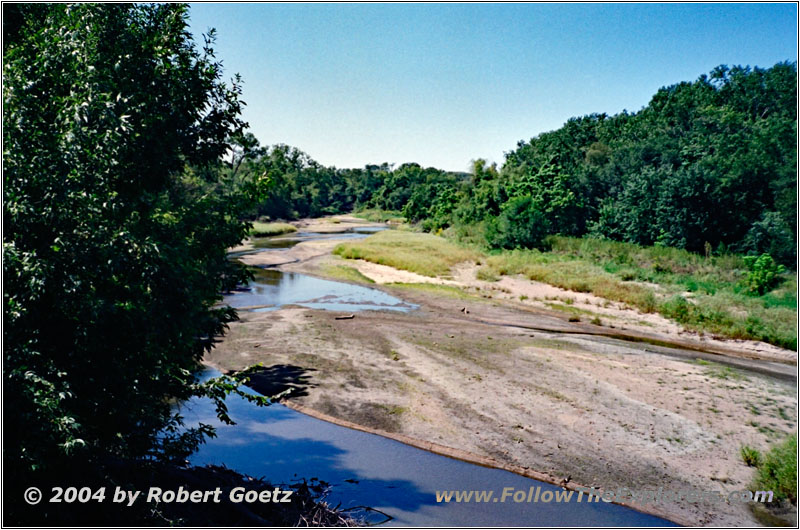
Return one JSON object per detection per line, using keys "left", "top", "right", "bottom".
{"left": 209, "top": 216, "right": 797, "bottom": 526}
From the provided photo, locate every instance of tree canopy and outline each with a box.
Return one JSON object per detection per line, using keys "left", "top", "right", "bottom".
{"left": 245, "top": 62, "right": 796, "bottom": 265}
{"left": 4, "top": 3, "right": 267, "bottom": 482}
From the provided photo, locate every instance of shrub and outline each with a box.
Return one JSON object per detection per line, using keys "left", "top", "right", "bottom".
{"left": 754, "top": 435, "right": 797, "bottom": 503}
{"left": 486, "top": 196, "right": 550, "bottom": 250}
{"left": 744, "top": 253, "right": 786, "bottom": 295}
{"left": 661, "top": 295, "right": 691, "bottom": 322}
{"left": 741, "top": 445, "right": 763, "bottom": 467}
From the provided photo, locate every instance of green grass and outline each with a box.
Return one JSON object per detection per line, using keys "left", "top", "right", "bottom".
{"left": 752, "top": 435, "right": 797, "bottom": 503}
{"left": 334, "top": 230, "right": 482, "bottom": 277}
{"left": 352, "top": 209, "right": 406, "bottom": 223}
{"left": 377, "top": 404, "right": 408, "bottom": 415}
{"left": 476, "top": 236, "right": 796, "bottom": 349}
{"left": 319, "top": 264, "right": 375, "bottom": 284}
{"left": 741, "top": 445, "right": 763, "bottom": 467}
{"left": 388, "top": 282, "right": 478, "bottom": 300}
{"left": 249, "top": 221, "right": 297, "bottom": 237}
{"left": 688, "top": 359, "right": 749, "bottom": 381}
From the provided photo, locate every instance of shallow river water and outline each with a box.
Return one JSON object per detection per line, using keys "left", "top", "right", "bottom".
{"left": 183, "top": 372, "right": 675, "bottom": 527}
{"left": 224, "top": 268, "right": 417, "bottom": 313}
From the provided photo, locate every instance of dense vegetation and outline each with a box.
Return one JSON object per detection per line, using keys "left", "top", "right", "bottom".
{"left": 3, "top": 3, "right": 271, "bottom": 512}
{"left": 477, "top": 236, "right": 797, "bottom": 349}
{"left": 245, "top": 62, "right": 796, "bottom": 267}
{"left": 754, "top": 435, "right": 798, "bottom": 504}
{"left": 333, "top": 230, "right": 796, "bottom": 349}
{"left": 232, "top": 138, "right": 468, "bottom": 222}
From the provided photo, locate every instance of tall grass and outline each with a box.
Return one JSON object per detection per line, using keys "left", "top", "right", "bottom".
{"left": 319, "top": 264, "right": 375, "bottom": 284}
{"left": 478, "top": 236, "right": 796, "bottom": 349}
{"left": 753, "top": 435, "right": 797, "bottom": 503}
{"left": 352, "top": 209, "right": 406, "bottom": 223}
{"left": 333, "top": 230, "right": 481, "bottom": 277}
{"left": 249, "top": 222, "right": 297, "bottom": 237}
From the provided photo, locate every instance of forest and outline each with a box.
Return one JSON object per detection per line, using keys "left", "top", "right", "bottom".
{"left": 239, "top": 61, "right": 796, "bottom": 266}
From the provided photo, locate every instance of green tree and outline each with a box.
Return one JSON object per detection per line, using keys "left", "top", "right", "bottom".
{"left": 4, "top": 3, "right": 267, "bottom": 484}
{"left": 743, "top": 253, "right": 786, "bottom": 295}
{"left": 486, "top": 195, "right": 550, "bottom": 249}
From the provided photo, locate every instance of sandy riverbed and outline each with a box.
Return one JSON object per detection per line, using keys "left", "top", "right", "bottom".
{"left": 208, "top": 217, "right": 797, "bottom": 526}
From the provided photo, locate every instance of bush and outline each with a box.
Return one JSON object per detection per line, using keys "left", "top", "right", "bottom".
{"left": 487, "top": 195, "right": 550, "bottom": 250}
{"left": 741, "top": 445, "right": 763, "bottom": 467}
{"left": 661, "top": 295, "right": 691, "bottom": 322}
{"left": 754, "top": 435, "right": 797, "bottom": 503}
{"left": 744, "top": 253, "right": 786, "bottom": 295}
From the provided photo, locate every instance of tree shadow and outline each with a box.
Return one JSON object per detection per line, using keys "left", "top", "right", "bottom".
{"left": 228, "top": 363, "right": 317, "bottom": 399}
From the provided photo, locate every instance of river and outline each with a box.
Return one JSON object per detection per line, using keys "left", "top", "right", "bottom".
{"left": 184, "top": 225, "right": 677, "bottom": 526}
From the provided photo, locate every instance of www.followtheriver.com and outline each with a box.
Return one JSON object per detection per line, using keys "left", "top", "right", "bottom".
{"left": 435, "top": 486, "right": 774, "bottom": 505}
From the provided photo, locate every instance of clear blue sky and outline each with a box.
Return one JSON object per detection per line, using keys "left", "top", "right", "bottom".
{"left": 189, "top": 3, "right": 797, "bottom": 172}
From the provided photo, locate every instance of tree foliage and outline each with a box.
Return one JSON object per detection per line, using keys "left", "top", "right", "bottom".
{"left": 4, "top": 3, "right": 267, "bottom": 478}
{"left": 247, "top": 63, "right": 795, "bottom": 267}
{"left": 743, "top": 253, "right": 786, "bottom": 295}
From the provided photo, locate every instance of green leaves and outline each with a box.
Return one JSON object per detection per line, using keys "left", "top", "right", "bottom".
{"left": 754, "top": 435, "right": 797, "bottom": 503}
{"left": 4, "top": 3, "right": 258, "bottom": 476}
{"left": 743, "top": 253, "right": 786, "bottom": 295}
{"left": 486, "top": 195, "right": 550, "bottom": 250}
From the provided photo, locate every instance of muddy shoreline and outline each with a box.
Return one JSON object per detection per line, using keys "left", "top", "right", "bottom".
{"left": 208, "top": 216, "right": 797, "bottom": 526}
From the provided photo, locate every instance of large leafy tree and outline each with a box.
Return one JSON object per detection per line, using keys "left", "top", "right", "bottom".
{"left": 497, "top": 62, "right": 796, "bottom": 262}
{"left": 4, "top": 3, "right": 266, "bottom": 480}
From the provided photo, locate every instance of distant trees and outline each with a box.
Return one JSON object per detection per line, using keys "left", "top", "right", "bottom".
{"left": 237, "top": 146, "right": 468, "bottom": 223}
{"left": 487, "top": 63, "right": 795, "bottom": 261}
{"left": 582, "top": 64, "right": 796, "bottom": 261}
{"left": 241, "top": 62, "right": 795, "bottom": 266}
{"left": 4, "top": 3, "right": 267, "bottom": 482}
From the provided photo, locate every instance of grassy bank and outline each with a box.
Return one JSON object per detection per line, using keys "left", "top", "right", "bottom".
{"left": 249, "top": 221, "right": 297, "bottom": 237}
{"left": 320, "top": 264, "right": 375, "bottom": 284}
{"left": 333, "top": 230, "right": 480, "bottom": 277}
{"left": 352, "top": 209, "right": 406, "bottom": 223}
{"left": 334, "top": 229, "right": 796, "bottom": 349}
{"left": 477, "top": 236, "right": 796, "bottom": 350}
{"left": 389, "top": 282, "right": 478, "bottom": 300}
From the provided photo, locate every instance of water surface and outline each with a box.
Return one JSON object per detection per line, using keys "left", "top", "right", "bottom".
{"left": 232, "top": 226, "right": 388, "bottom": 255}
{"left": 183, "top": 371, "right": 676, "bottom": 527}
{"left": 224, "top": 269, "right": 417, "bottom": 313}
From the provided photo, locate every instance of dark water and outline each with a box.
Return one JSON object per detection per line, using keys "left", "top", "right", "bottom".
{"left": 224, "top": 269, "right": 417, "bottom": 313}
{"left": 183, "top": 370, "right": 676, "bottom": 527}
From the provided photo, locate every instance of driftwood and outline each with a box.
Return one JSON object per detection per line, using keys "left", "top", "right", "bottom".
{"left": 334, "top": 314, "right": 355, "bottom": 320}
